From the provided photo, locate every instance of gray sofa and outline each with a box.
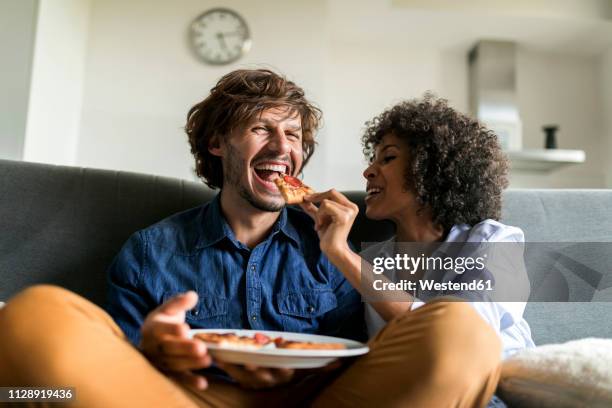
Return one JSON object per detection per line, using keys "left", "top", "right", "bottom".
{"left": 1, "top": 158, "right": 612, "bottom": 347}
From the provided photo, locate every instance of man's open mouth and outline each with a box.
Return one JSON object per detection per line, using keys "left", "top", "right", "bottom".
{"left": 253, "top": 163, "right": 289, "bottom": 190}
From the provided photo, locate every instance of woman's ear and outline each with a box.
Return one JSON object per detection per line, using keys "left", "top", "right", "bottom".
{"left": 208, "top": 134, "right": 223, "bottom": 157}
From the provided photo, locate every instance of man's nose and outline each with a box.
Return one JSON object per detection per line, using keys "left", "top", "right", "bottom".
{"left": 268, "top": 129, "right": 292, "bottom": 155}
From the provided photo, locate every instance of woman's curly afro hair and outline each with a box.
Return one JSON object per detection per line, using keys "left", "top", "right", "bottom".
{"left": 362, "top": 93, "right": 509, "bottom": 231}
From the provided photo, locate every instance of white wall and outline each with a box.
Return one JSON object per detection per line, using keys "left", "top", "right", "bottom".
{"left": 14, "top": 0, "right": 605, "bottom": 192}
{"left": 321, "top": 44, "right": 467, "bottom": 190}
{"left": 0, "top": 0, "right": 38, "bottom": 160}
{"left": 76, "top": 0, "right": 329, "bottom": 183}
{"left": 74, "top": 0, "right": 470, "bottom": 190}
{"left": 602, "top": 47, "right": 612, "bottom": 188}
{"left": 23, "top": 0, "right": 92, "bottom": 165}
{"left": 510, "top": 49, "right": 606, "bottom": 188}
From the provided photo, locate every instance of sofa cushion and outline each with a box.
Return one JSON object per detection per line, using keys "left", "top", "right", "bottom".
{"left": 499, "top": 338, "right": 612, "bottom": 407}
{"left": 0, "top": 159, "right": 214, "bottom": 306}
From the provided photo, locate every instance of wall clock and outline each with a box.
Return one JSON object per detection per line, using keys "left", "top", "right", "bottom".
{"left": 189, "top": 8, "right": 251, "bottom": 65}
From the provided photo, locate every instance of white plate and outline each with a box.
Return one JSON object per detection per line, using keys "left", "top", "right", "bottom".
{"left": 189, "top": 329, "right": 369, "bottom": 369}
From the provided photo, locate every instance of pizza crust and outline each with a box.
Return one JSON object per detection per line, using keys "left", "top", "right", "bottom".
{"left": 194, "top": 332, "right": 346, "bottom": 350}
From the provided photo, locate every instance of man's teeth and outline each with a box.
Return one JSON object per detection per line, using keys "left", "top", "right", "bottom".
{"left": 254, "top": 164, "right": 288, "bottom": 174}
{"left": 367, "top": 187, "right": 381, "bottom": 194}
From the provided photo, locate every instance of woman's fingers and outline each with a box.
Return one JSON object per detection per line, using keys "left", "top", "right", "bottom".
{"left": 318, "top": 199, "right": 358, "bottom": 226}
{"left": 298, "top": 202, "right": 318, "bottom": 221}
{"left": 305, "top": 189, "right": 357, "bottom": 208}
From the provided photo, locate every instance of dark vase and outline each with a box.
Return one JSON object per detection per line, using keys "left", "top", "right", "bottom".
{"left": 543, "top": 125, "right": 558, "bottom": 149}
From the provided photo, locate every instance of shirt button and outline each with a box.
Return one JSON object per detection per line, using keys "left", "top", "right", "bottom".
{"left": 193, "top": 310, "right": 199, "bottom": 316}
{"left": 250, "top": 265, "right": 256, "bottom": 271}
{"left": 307, "top": 306, "right": 315, "bottom": 313}
{"left": 251, "top": 315, "right": 257, "bottom": 321}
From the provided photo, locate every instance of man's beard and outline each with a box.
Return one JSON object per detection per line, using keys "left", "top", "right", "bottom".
{"left": 224, "top": 143, "right": 284, "bottom": 212}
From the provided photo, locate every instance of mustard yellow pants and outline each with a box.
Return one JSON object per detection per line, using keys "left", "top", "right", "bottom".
{"left": 0, "top": 285, "right": 501, "bottom": 408}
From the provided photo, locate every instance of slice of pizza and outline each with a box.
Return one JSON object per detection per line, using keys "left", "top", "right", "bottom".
{"left": 274, "top": 337, "right": 346, "bottom": 350}
{"left": 194, "top": 332, "right": 272, "bottom": 350}
{"left": 274, "top": 174, "right": 315, "bottom": 204}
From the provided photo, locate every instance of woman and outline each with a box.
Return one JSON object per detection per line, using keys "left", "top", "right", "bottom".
{"left": 302, "top": 94, "right": 534, "bottom": 359}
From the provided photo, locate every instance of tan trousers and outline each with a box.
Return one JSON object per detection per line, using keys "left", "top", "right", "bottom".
{"left": 0, "top": 286, "right": 501, "bottom": 408}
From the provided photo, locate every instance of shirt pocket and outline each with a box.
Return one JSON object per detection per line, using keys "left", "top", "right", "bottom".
{"left": 163, "top": 292, "right": 228, "bottom": 328}
{"left": 277, "top": 289, "right": 338, "bottom": 332}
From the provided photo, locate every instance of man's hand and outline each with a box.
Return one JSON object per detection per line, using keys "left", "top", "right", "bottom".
{"left": 140, "top": 291, "right": 212, "bottom": 390}
{"left": 215, "top": 359, "right": 342, "bottom": 390}
{"left": 216, "top": 362, "right": 295, "bottom": 390}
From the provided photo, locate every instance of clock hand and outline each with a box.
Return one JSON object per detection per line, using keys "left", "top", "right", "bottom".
{"left": 216, "top": 32, "right": 228, "bottom": 50}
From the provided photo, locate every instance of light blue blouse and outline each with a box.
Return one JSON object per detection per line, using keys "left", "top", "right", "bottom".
{"left": 365, "top": 219, "right": 535, "bottom": 359}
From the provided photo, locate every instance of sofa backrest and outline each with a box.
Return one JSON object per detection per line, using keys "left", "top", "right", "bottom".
{"left": 2, "top": 159, "right": 611, "bottom": 345}
{"left": 1, "top": 160, "right": 214, "bottom": 306}
{"left": 501, "top": 190, "right": 612, "bottom": 345}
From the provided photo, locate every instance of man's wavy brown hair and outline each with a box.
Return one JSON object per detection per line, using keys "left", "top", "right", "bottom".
{"left": 362, "top": 94, "right": 509, "bottom": 231}
{"left": 186, "top": 69, "right": 321, "bottom": 189}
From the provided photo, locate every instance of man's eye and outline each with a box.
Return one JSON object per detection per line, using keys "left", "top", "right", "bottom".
{"left": 382, "top": 156, "right": 396, "bottom": 163}
{"left": 253, "top": 126, "right": 268, "bottom": 134}
{"left": 287, "top": 133, "right": 300, "bottom": 140}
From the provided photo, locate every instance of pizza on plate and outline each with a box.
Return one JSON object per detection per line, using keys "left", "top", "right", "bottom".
{"left": 194, "top": 332, "right": 346, "bottom": 350}
{"left": 274, "top": 174, "right": 315, "bottom": 204}
{"left": 194, "top": 332, "right": 272, "bottom": 350}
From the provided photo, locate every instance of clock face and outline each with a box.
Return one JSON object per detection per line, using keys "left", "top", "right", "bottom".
{"left": 189, "top": 8, "right": 251, "bottom": 65}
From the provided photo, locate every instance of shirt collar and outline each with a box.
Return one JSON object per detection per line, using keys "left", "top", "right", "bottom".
{"left": 197, "top": 194, "right": 229, "bottom": 248}
{"left": 197, "top": 194, "right": 300, "bottom": 249}
{"left": 276, "top": 207, "right": 301, "bottom": 248}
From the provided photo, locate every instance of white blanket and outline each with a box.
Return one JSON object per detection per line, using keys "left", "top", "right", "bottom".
{"left": 499, "top": 338, "right": 612, "bottom": 407}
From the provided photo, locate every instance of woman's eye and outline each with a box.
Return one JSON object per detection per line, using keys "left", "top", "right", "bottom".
{"left": 382, "top": 156, "right": 396, "bottom": 163}
{"left": 253, "top": 126, "right": 268, "bottom": 133}
{"left": 286, "top": 133, "right": 300, "bottom": 140}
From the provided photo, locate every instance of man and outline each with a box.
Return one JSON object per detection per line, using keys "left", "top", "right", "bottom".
{"left": 106, "top": 68, "right": 364, "bottom": 390}
{"left": 0, "top": 69, "right": 501, "bottom": 407}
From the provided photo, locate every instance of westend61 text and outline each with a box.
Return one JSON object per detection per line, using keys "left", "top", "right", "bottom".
{"left": 373, "top": 279, "right": 493, "bottom": 292}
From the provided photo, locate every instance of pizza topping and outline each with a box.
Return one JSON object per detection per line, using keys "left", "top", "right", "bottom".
{"left": 254, "top": 332, "right": 271, "bottom": 344}
{"left": 196, "top": 332, "right": 345, "bottom": 350}
{"left": 283, "top": 175, "right": 302, "bottom": 187}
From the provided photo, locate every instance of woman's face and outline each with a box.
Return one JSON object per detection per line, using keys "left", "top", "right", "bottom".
{"left": 363, "top": 133, "right": 421, "bottom": 221}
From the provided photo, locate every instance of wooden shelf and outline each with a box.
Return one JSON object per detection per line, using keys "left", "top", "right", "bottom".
{"left": 507, "top": 149, "right": 586, "bottom": 172}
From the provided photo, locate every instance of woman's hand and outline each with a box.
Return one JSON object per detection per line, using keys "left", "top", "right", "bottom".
{"left": 300, "top": 189, "right": 359, "bottom": 261}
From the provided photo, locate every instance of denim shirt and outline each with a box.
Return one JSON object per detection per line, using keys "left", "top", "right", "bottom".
{"left": 106, "top": 194, "right": 365, "bottom": 346}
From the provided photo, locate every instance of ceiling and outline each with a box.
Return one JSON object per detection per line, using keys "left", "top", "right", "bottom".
{"left": 328, "top": 0, "right": 612, "bottom": 56}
